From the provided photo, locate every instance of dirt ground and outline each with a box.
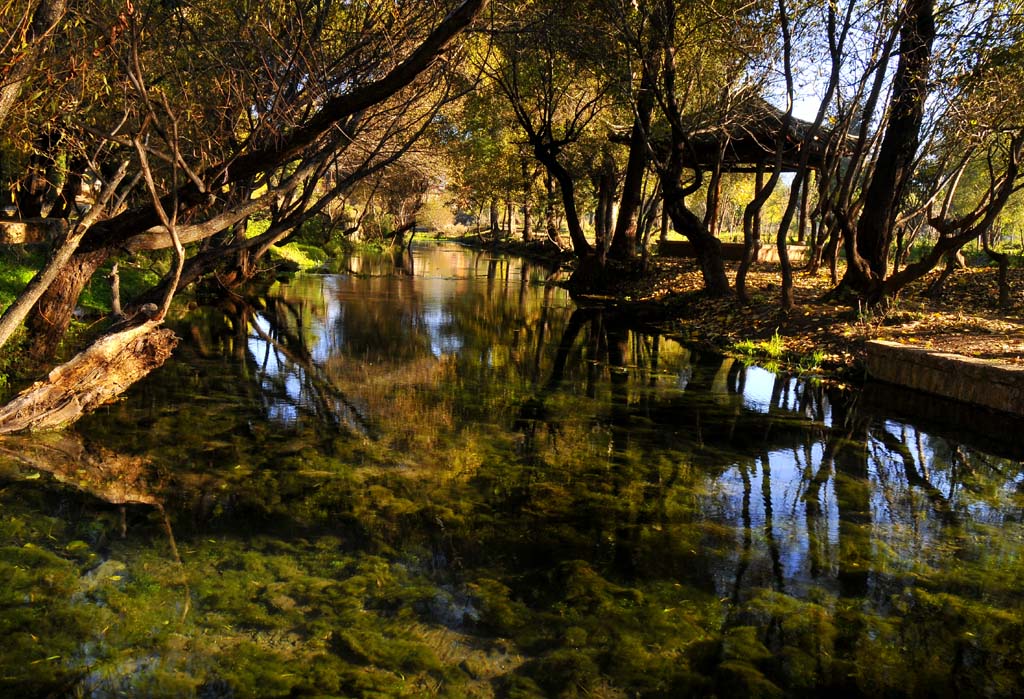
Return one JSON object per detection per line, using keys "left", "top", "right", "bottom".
{"left": 583, "top": 256, "right": 1024, "bottom": 374}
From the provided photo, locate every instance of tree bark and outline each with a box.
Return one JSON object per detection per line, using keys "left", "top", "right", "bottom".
{"left": 843, "top": 0, "right": 935, "bottom": 289}
{"left": 26, "top": 248, "right": 110, "bottom": 360}
{"left": 609, "top": 65, "right": 655, "bottom": 260}
{"left": 0, "top": 321, "right": 178, "bottom": 434}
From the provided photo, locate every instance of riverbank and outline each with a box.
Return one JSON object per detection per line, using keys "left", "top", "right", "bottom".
{"left": 456, "top": 235, "right": 1024, "bottom": 378}
{"left": 587, "top": 255, "right": 1024, "bottom": 377}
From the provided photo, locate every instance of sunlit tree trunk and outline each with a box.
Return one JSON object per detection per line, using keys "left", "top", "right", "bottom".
{"left": 841, "top": 0, "right": 935, "bottom": 297}
{"left": 609, "top": 64, "right": 654, "bottom": 260}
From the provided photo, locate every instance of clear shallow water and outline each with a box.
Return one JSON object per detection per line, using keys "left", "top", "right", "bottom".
{"left": 1, "top": 242, "right": 1023, "bottom": 697}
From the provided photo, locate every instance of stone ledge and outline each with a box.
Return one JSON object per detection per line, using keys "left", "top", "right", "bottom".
{"left": 865, "top": 339, "right": 1024, "bottom": 415}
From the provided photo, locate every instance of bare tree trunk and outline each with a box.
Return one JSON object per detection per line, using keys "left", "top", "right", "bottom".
{"left": 703, "top": 159, "right": 724, "bottom": 237}
{"left": 656, "top": 0, "right": 729, "bottom": 296}
{"left": 506, "top": 197, "right": 516, "bottom": 238}
{"left": 926, "top": 248, "right": 965, "bottom": 300}
{"left": 609, "top": 63, "right": 654, "bottom": 260}
{"left": 541, "top": 164, "right": 586, "bottom": 252}
{"left": 663, "top": 192, "right": 731, "bottom": 296}
{"left": 489, "top": 199, "right": 500, "bottom": 236}
{"left": 521, "top": 160, "right": 533, "bottom": 242}
{"left": 0, "top": 162, "right": 128, "bottom": 354}
{"left": 108, "top": 263, "right": 123, "bottom": 319}
{"left": 982, "top": 228, "right": 1011, "bottom": 309}
{"left": 594, "top": 151, "right": 616, "bottom": 261}
{"left": 737, "top": 162, "right": 767, "bottom": 303}
{"left": 842, "top": 0, "right": 935, "bottom": 291}
{"left": 659, "top": 202, "right": 669, "bottom": 244}
{"left": 798, "top": 171, "right": 810, "bottom": 243}
{"left": 753, "top": 165, "right": 764, "bottom": 241}
{"left": 773, "top": 0, "right": 797, "bottom": 311}
{"left": 545, "top": 173, "right": 559, "bottom": 245}
{"left": 27, "top": 248, "right": 110, "bottom": 360}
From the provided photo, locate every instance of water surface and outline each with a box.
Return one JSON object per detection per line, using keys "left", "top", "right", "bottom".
{"left": 1, "top": 242, "right": 1023, "bottom": 697}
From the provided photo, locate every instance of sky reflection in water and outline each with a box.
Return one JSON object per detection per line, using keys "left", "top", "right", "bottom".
{"left": 1, "top": 242, "right": 1023, "bottom": 697}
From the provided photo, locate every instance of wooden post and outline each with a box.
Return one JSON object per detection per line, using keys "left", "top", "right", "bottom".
{"left": 753, "top": 161, "right": 765, "bottom": 244}
{"left": 798, "top": 170, "right": 811, "bottom": 243}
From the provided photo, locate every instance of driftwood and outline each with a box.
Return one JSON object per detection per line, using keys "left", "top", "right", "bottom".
{"left": 0, "top": 321, "right": 178, "bottom": 434}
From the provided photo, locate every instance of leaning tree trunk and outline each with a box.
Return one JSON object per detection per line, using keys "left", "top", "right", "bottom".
{"left": 535, "top": 149, "right": 592, "bottom": 257}
{"left": 842, "top": 0, "right": 935, "bottom": 292}
{"left": 662, "top": 189, "right": 731, "bottom": 297}
{"left": 26, "top": 248, "right": 111, "bottom": 360}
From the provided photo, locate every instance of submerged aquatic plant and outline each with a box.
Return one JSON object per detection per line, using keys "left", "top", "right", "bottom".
{"left": 3, "top": 244, "right": 1024, "bottom": 697}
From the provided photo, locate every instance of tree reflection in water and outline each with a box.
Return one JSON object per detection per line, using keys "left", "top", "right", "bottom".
{"left": 0, "top": 243, "right": 1022, "bottom": 697}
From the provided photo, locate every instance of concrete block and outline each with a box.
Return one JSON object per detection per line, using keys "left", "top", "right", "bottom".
{"left": 865, "top": 339, "right": 1024, "bottom": 415}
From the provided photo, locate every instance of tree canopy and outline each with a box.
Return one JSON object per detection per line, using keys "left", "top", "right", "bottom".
{"left": 1, "top": 0, "right": 1024, "bottom": 429}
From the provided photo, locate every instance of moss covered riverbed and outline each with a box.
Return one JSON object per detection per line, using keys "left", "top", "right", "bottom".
{"left": 1, "top": 242, "right": 1023, "bottom": 697}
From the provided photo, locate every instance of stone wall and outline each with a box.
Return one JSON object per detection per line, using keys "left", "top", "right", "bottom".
{"left": 658, "top": 240, "right": 809, "bottom": 264}
{"left": 0, "top": 218, "right": 67, "bottom": 244}
{"left": 865, "top": 339, "right": 1024, "bottom": 416}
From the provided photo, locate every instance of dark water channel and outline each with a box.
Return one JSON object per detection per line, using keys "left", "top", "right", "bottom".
{"left": 2, "top": 242, "right": 1024, "bottom": 697}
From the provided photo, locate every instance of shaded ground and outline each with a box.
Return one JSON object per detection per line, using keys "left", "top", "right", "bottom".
{"left": 571, "top": 255, "right": 1024, "bottom": 374}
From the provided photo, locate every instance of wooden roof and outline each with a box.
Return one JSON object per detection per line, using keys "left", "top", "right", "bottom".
{"left": 610, "top": 95, "right": 854, "bottom": 173}
{"left": 679, "top": 97, "right": 849, "bottom": 173}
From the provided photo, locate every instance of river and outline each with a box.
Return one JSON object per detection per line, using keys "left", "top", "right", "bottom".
{"left": 1, "top": 242, "right": 1022, "bottom": 697}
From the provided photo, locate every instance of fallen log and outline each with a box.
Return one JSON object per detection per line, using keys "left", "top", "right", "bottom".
{"left": 0, "top": 320, "right": 179, "bottom": 434}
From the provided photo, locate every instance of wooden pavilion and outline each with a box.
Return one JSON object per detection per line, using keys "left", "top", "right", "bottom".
{"left": 655, "top": 95, "right": 852, "bottom": 259}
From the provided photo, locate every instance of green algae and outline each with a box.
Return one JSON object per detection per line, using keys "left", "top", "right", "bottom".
{"left": 1, "top": 245, "right": 1024, "bottom": 696}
